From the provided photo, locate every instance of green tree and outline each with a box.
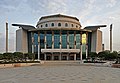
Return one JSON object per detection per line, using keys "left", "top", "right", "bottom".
{"left": 0, "top": 53, "right": 3, "bottom": 60}
{"left": 3, "top": 53, "right": 14, "bottom": 62}
{"left": 13, "top": 52, "right": 24, "bottom": 62}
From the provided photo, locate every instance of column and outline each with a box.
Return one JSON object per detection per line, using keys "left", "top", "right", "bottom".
{"left": 67, "top": 31, "right": 69, "bottom": 49}
{"left": 52, "top": 31, "right": 54, "bottom": 49}
{"left": 44, "top": 31, "right": 47, "bottom": 49}
{"left": 38, "top": 32, "right": 40, "bottom": 61}
{"left": 31, "top": 32, "right": 34, "bottom": 53}
{"left": 80, "top": 32, "right": 82, "bottom": 61}
{"left": 44, "top": 54, "right": 46, "bottom": 60}
{"left": 60, "top": 30, "right": 62, "bottom": 60}
{"left": 74, "top": 31, "right": 76, "bottom": 60}
{"left": 59, "top": 53, "right": 61, "bottom": 60}
{"left": 86, "top": 32, "right": 88, "bottom": 59}
{"left": 67, "top": 54, "right": 69, "bottom": 60}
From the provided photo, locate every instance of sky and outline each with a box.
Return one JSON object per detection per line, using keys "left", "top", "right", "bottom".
{"left": 0, "top": 0, "right": 120, "bottom": 53}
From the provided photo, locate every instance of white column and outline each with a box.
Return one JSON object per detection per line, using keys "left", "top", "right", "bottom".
{"left": 60, "top": 30, "right": 62, "bottom": 60}
{"left": 38, "top": 32, "right": 40, "bottom": 61}
{"left": 80, "top": 32, "right": 82, "bottom": 61}
{"left": 67, "top": 54, "right": 69, "bottom": 60}
{"left": 52, "top": 31, "right": 54, "bottom": 49}
{"left": 44, "top": 31, "right": 46, "bottom": 49}
{"left": 44, "top": 54, "right": 46, "bottom": 60}
{"left": 59, "top": 53, "right": 61, "bottom": 60}
{"left": 31, "top": 32, "right": 34, "bottom": 53}
{"left": 67, "top": 31, "right": 69, "bottom": 49}
{"left": 74, "top": 54, "right": 76, "bottom": 61}
{"left": 86, "top": 32, "right": 88, "bottom": 59}
{"left": 74, "top": 31, "right": 76, "bottom": 60}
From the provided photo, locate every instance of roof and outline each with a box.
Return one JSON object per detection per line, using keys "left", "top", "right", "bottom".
{"left": 40, "top": 14, "right": 79, "bottom": 21}
{"left": 28, "top": 27, "right": 92, "bottom": 32}
{"left": 12, "top": 24, "right": 35, "bottom": 30}
{"left": 84, "top": 25, "right": 107, "bottom": 31}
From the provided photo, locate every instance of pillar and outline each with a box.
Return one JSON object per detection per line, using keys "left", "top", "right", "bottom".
{"left": 67, "top": 54, "right": 69, "bottom": 60}
{"left": 86, "top": 32, "right": 88, "bottom": 59}
{"left": 110, "top": 24, "right": 112, "bottom": 52}
{"left": 74, "top": 31, "right": 76, "bottom": 60}
{"left": 38, "top": 32, "right": 40, "bottom": 61}
{"left": 52, "top": 31, "right": 54, "bottom": 49}
{"left": 67, "top": 31, "right": 69, "bottom": 49}
{"left": 31, "top": 32, "right": 34, "bottom": 53}
{"left": 6, "top": 22, "right": 8, "bottom": 53}
{"left": 60, "top": 30, "right": 62, "bottom": 60}
{"left": 44, "top": 31, "right": 46, "bottom": 49}
{"left": 44, "top": 54, "right": 46, "bottom": 60}
{"left": 80, "top": 32, "right": 82, "bottom": 61}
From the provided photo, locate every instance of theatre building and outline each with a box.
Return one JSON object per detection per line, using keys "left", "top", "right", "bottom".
{"left": 12, "top": 14, "right": 106, "bottom": 61}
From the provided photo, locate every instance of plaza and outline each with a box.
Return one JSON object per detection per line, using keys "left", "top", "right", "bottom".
{"left": 0, "top": 65, "right": 120, "bottom": 83}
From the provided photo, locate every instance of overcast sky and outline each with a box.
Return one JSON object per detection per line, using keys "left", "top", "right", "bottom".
{"left": 0, "top": 0, "right": 120, "bottom": 53}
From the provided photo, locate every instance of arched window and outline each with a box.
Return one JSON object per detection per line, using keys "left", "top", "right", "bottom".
{"left": 76, "top": 25, "right": 78, "bottom": 28}
{"left": 58, "top": 23, "right": 61, "bottom": 27}
{"left": 65, "top": 23, "right": 68, "bottom": 27}
{"left": 41, "top": 25, "right": 43, "bottom": 28}
{"left": 51, "top": 23, "right": 54, "bottom": 27}
{"left": 71, "top": 24, "right": 74, "bottom": 27}
{"left": 45, "top": 24, "right": 48, "bottom": 27}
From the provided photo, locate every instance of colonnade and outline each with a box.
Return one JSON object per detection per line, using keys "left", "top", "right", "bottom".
{"left": 31, "top": 30, "right": 88, "bottom": 61}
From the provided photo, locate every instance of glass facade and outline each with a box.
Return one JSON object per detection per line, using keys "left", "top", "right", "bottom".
{"left": 40, "top": 33, "right": 45, "bottom": 49}
{"left": 54, "top": 31, "right": 60, "bottom": 49}
{"left": 76, "top": 34, "right": 80, "bottom": 49}
{"left": 29, "top": 31, "right": 88, "bottom": 52}
{"left": 62, "top": 31, "right": 67, "bottom": 49}
{"left": 46, "top": 31, "right": 52, "bottom": 49}
{"left": 69, "top": 31, "right": 74, "bottom": 49}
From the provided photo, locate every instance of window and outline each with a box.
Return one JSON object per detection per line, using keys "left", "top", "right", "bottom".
{"left": 45, "top": 24, "right": 48, "bottom": 27}
{"left": 51, "top": 23, "right": 54, "bottom": 27}
{"left": 76, "top": 25, "right": 78, "bottom": 28}
{"left": 58, "top": 23, "right": 61, "bottom": 27}
{"left": 41, "top": 25, "right": 43, "bottom": 28}
{"left": 71, "top": 24, "right": 74, "bottom": 27}
{"left": 65, "top": 23, "right": 68, "bottom": 27}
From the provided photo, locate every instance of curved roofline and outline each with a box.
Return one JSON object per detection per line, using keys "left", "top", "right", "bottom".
{"left": 40, "top": 14, "right": 79, "bottom": 21}
{"left": 12, "top": 24, "right": 35, "bottom": 31}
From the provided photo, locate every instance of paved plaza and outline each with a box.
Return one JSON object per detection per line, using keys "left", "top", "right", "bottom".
{"left": 0, "top": 65, "right": 120, "bottom": 83}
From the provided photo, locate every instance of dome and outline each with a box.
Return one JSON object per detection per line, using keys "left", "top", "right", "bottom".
{"left": 36, "top": 14, "right": 81, "bottom": 29}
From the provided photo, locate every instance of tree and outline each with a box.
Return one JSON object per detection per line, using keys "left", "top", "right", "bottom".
{"left": 24, "top": 53, "right": 35, "bottom": 61}
{"left": 13, "top": 52, "right": 24, "bottom": 62}
{"left": 0, "top": 53, "right": 3, "bottom": 60}
{"left": 3, "top": 53, "right": 14, "bottom": 62}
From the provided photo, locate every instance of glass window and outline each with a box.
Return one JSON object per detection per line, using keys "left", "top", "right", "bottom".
{"left": 40, "top": 33, "right": 45, "bottom": 49}
{"left": 51, "top": 23, "right": 54, "bottom": 27}
{"left": 76, "top": 34, "right": 80, "bottom": 49}
{"left": 54, "top": 31, "right": 60, "bottom": 49}
{"left": 45, "top": 24, "right": 48, "bottom": 27}
{"left": 46, "top": 31, "right": 52, "bottom": 49}
{"left": 58, "top": 23, "right": 61, "bottom": 27}
{"left": 62, "top": 33, "right": 67, "bottom": 49}
{"left": 76, "top": 25, "right": 78, "bottom": 28}
{"left": 69, "top": 32, "right": 74, "bottom": 49}
{"left": 34, "top": 33, "right": 38, "bottom": 53}
{"left": 65, "top": 23, "right": 68, "bottom": 27}
{"left": 41, "top": 25, "right": 43, "bottom": 28}
{"left": 71, "top": 24, "right": 74, "bottom": 27}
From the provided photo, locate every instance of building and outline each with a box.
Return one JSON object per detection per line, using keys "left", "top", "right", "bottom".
{"left": 12, "top": 14, "right": 106, "bottom": 61}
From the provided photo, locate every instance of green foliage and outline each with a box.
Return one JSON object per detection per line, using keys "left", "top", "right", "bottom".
{"left": 3, "top": 52, "right": 14, "bottom": 62}
{"left": 13, "top": 52, "right": 24, "bottom": 62}
{"left": 24, "top": 53, "right": 35, "bottom": 61}
{"left": 0, "top": 53, "right": 3, "bottom": 60}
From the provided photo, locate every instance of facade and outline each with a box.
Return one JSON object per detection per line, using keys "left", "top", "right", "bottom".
{"left": 12, "top": 14, "right": 106, "bottom": 61}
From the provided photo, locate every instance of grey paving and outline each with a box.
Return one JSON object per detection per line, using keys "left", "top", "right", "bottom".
{"left": 0, "top": 65, "right": 120, "bottom": 83}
